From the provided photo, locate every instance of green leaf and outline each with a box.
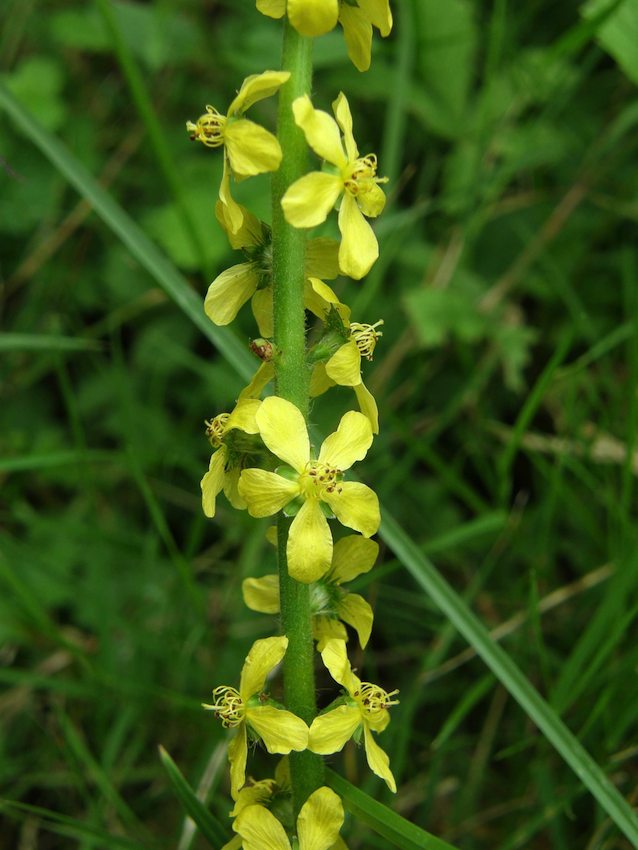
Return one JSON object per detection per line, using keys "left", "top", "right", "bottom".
{"left": 326, "top": 770, "right": 460, "bottom": 850}
{"left": 581, "top": 0, "right": 638, "bottom": 85}
{"left": 159, "top": 745, "right": 230, "bottom": 849}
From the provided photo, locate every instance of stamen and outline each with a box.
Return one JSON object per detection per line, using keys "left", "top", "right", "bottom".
{"left": 343, "top": 153, "right": 387, "bottom": 196}
{"left": 205, "top": 413, "right": 230, "bottom": 447}
{"left": 203, "top": 685, "right": 245, "bottom": 728}
{"left": 352, "top": 682, "right": 400, "bottom": 717}
{"left": 187, "top": 105, "right": 227, "bottom": 148}
{"left": 350, "top": 320, "right": 384, "bottom": 360}
{"left": 300, "top": 461, "right": 343, "bottom": 498}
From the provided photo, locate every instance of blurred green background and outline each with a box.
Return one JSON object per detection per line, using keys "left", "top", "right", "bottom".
{"left": 2, "top": 0, "right": 638, "bottom": 847}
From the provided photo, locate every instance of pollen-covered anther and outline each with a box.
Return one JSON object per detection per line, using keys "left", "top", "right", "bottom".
{"left": 353, "top": 682, "right": 400, "bottom": 717}
{"left": 343, "top": 154, "right": 387, "bottom": 196}
{"left": 301, "top": 461, "right": 343, "bottom": 497}
{"left": 205, "top": 413, "right": 230, "bottom": 447}
{"left": 350, "top": 320, "right": 384, "bottom": 360}
{"left": 187, "top": 105, "right": 227, "bottom": 147}
{"left": 204, "top": 685, "right": 245, "bottom": 728}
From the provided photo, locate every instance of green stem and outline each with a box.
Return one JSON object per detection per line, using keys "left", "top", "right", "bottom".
{"left": 271, "top": 21, "right": 324, "bottom": 812}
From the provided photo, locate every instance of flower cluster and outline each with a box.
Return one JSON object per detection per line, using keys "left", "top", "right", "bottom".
{"left": 188, "top": 5, "right": 395, "bottom": 845}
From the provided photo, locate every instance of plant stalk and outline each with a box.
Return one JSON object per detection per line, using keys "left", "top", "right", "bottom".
{"left": 271, "top": 20, "right": 324, "bottom": 813}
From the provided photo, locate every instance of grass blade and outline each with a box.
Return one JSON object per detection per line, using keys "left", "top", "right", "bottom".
{"left": 159, "top": 745, "right": 229, "bottom": 849}
{"left": 380, "top": 510, "right": 638, "bottom": 846}
{"left": 0, "top": 333, "right": 101, "bottom": 351}
{"left": 0, "top": 82, "right": 255, "bottom": 385}
{"left": 326, "top": 769, "right": 459, "bottom": 850}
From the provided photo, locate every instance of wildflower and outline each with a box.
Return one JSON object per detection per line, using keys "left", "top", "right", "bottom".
{"left": 243, "top": 534, "right": 377, "bottom": 649}
{"left": 233, "top": 786, "right": 346, "bottom": 850}
{"left": 201, "top": 399, "right": 262, "bottom": 517}
{"left": 203, "top": 636, "right": 308, "bottom": 798}
{"left": 205, "top": 205, "right": 340, "bottom": 333}
{"left": 309, "top": 639, "right": 398, "bottom": 792}
{"left": 339, "top": 0, "right": 393, "bottom": 72}
{"left": 325, "top": 320, "right": 384, "bottom": 387}
{"left": 187, "top": 71, "right": 290, "bottom": 235}
{"left": 255, "top": 0, "right": 339, "bottom": 37}
{"left": 281, "top": 92, "right": 387, "bottom": 279}
{"left": 238, "top": 397, "right": 380, "bottom": 582}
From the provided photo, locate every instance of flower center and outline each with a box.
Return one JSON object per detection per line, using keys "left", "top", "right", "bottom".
{"left": 187, "top": 105, "right": 227, "bottom": 147}
{"left": 350, "top": 320, "right": 384, "bottom": 360}
{"left": 352, "top": 682, "right": 400, "bottom": 718}
{"left": 343, "top": 154, "right": 382, "bottom": 197}
{"left": 300, "top": 461, "right": 343, "bottom": 499}
{"left": 207, "top": 686, "right": 245, "bottom": 728}
{"left": 205, "top": 413, "right": 229, "bottom": 447}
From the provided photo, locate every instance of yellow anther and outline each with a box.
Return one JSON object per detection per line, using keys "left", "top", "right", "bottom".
{"left": 350, "top": 320, "right": 384, "bottom": 360}
{"left": 205, "top": 413, "right": 230, "bottom": 448}
{"left": 300, "top": 461, "right": 343, "bottom": 498}
{"left": 186, "top": 105, "right": 227, "bottom": 148}
{"left": 204, "top": 686, "right": 245, "bottom": 728}
{"left": 343, "top": 154, "right": 387, "bottom": 197}
{"left": 352, "top": 682, "right": 400, "bottom": 717}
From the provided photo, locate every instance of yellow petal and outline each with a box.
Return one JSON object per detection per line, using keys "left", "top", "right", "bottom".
{"left": 228, "top": 725, "right": 249, "bottom": 798}
{"left": 320, "top": 639, "right": 360, "bottom": 694}
{"left": 338, "top": 192, "right": 378, "bottom": 280}
{"left": 288, "top": 0, "right": 339, "bottom": 36}
{"left": 305, "top": 238, "right": 340, "bottom": 280}
{"left": 358, "top": 0, "right": 393, "bottom": 35}
{"left": 318, "top": 411, "right": 373, "bottom": 470}
{"left": 221, "top": 835, "right": 243, "bottom": 850}
{"left": 205, "top": 263, "right": 259, "bottom": 326}
{"left": 256, "top": 396, "right": 310, "bottom": 473}
{"left": 308, "top": 705, "right": 361, "bottom": 754}
{"left": 217, "top": 159, "right": 245, "bottom": 236}
{"left": 217, "top": 201, "right": 264, "bottom": 251}
{"left": 331, "top": 93, "right": 358, "bottom": 162}
{"left": 230, "top": 778, "right": 277, "bottom": 816}
{"left": 224, "top": 465, "right": 246, "bottom": 511}
{"left": 224, "top": 119, "right": 283, "bottom": 176}
{"left": 309, "top": 363, "right": 336, "bottom": 398}
{"left": 292, "top": 95, "right": 347, "bottom": 167}
{"left": 323, "top": 481, "right": 380, "bottom": 537}
{"left": 339, "top": 6, "right": 372, "bottom": 73}
{"left": 357, "top": 182, "right": 386, "bottom": 218}
{"left": 282, "top": 172, "right": 343, "bottom": 228}
{"left": 226, "top": 398, "right": 261, "bottom": 434}
{"left": 287, "top": 499, "right": 333, "bottom": 582}
{"left": 234, "top": 803, "right": 291, "bottom": 850}
{"left": 242, "top": 575, "right": 280, "bottom": 614}
{"left": 252, "top": 287, "right": 274, "bottom": 338}
{"left": 313, "top": 615, "right": 348, "bottom": 652}
{"left": 256, "top": 0, "right": 286, "bottom": 19}
{"left": 247, "top": 705, "right": 309, "bottom": 753}
{"left": 362, "top": 724, "right": 396, "bottom": 792}
{"left": 353, "top": 381, "right": 379, "bottom": 434}
{"left": 238, "top": 362, "right": 275, "bottom": 401}
{"left": 325, "top": 341, "right": 361, "bottom": 387}
{"left": 201, "top": 449, "right": 227, "bottom": 518}
{"left": 304, "top": 278, "right": 350, "bottom": 324}
{"left": 337, "top": 592, "right": 374, "bottom": 649}
{"left": 330, "top": 535, "right": 378, "bottom": 583}
{"left": 228, "top": 70, "right": 290, "bottom": 116}
{"left": 240, "top": 635, "right": 288, "bottom": 700}
{"left": 297, "top": 786, "right": 344, "bottom": 850}
{"left": 239, "top": 469, "right": 300, "bottom": 517}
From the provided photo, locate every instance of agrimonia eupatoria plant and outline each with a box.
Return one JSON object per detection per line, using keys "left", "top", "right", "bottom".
{"left": 188, "top": 1, "right": 396, "bottom": 844}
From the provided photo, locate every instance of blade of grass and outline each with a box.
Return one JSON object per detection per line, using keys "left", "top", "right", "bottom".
{"left": 159, "top": 746, "right": 229, "bottom": 850}
{"left": 0, "top": 333, "right": 101, "bottom": 351}
{"left": 0, "top": 83, "right": 255, "bottom": 385}
{"left": 0, "top": 449, "right": 117, "bottom": 472}
{"left": 380, "top": 509, "right": 638, "bottom": 846}
{"left": 326, "top": 769, "right": 459, "bottom": 850}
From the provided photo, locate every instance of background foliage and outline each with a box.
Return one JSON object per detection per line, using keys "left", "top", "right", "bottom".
{"left": 2, "top": 0, "right": 638, "bottom": 847}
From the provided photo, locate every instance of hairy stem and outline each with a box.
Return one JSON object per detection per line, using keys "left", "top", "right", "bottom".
{"left": 271, "top": 20, "right": 324, "bottom": 812}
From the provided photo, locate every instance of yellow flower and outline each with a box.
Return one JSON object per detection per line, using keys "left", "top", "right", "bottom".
{"left": 201, "top": 399, "right": 263, "bottom": 517}
{"left": 309, "top": 366, "right": 379, "bottom": 436}
{"left": 186, "top": 71, "right": 290, "bottom": 236}
{"left": 339, "top": 0, "right": 393, "bottom": 72}
{"left": 324, "top": 319, "right": 384, "bottom": 387}
{"left": 233, "top": 786, "right": 347, "bottom": 850}
{"left": 308, "top": 639, "right": 398, "bottom": 792}
{"left": 238, "top": 397, "right": 380, "bottom": 582}
{"left": 205, "top": 213, "right": 340, "bottom": 334}
{"left": 256, "top": 0, "right": 339, "bottom": 37}
{"left": 243, "top": 534, "right": 377, "bottom": 649}
{"left": 203, "top": 636, "right": 308, "bottom": 798}
{"left": 281, "top": 92, "right": 388, "bottom": 280}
